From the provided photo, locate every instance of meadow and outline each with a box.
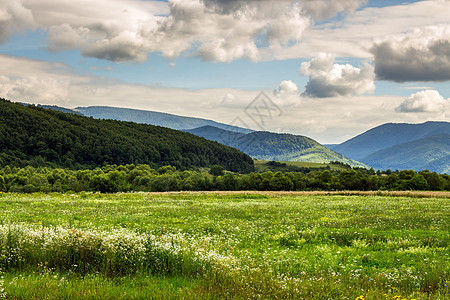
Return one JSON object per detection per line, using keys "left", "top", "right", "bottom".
{"left": 0, "top": 191, "right": 448, "bottom": 299}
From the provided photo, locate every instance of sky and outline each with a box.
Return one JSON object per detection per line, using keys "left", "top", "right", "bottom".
{"left": 0, "top": 0, "right": 449, "bottom": 143}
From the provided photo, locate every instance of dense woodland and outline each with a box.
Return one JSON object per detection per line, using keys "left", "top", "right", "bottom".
{"left": 0, "top": 164, "right": 448, "bottom": 193}
{"left": 0, "top": 99, "right": 254, "bottom": 173}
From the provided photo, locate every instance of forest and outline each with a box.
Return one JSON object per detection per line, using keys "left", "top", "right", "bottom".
{"left": 0, "top": 99, "right": 254, "bottom": 173}
{"left": 0, "top": 164, "right": 448, "bottom": 193}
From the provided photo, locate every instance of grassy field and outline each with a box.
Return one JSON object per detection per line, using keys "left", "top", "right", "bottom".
{"left": 0, "top": 191, "right": 448, "bottom": 299}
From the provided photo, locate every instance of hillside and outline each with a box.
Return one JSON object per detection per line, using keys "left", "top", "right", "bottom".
{"left": 0, "top": 99, "right": 254, "bottom": 172}
{"left": 75, "top": 106, "right": 253, "bottom": 133}
{"left": 187, "top": 126, "right": 366, "bottom": 167}
{"left": 332, "top": 121, "right": 450, "bottom": 161}
{"left": 362, "top": 134, "right": 450, "bottom": 173}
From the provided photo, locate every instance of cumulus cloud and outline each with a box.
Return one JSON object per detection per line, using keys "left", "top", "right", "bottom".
{"left": 299, "top": 53, "right": 375, "bottom": 98}
{"left": 275, "top": 80, "right": 299, "bottom": 95}
{"left": 301, "top": 0, "right": 365, "bottom": 21}
{"left": 0, "top": 54, "right": 83, "bottom": 104}
{"left": 19, "top": 0, "right": 167, "bottom": 62}
{"left": 268, "top": 0, "right": 450, "bottom": 61}
{"left": 221, "top": 92, "right": 236, "bottom": 105}
{"left": 2, "top": 76, "right": 70, "bottom": 103}
{"left": 158, "top": 0, "right": 310, "bottom": 62}
{"left": 273, "top": 80, "right": 300, "bottom": 106}
{"left": 0, "top": 1, "right": 35, "bottom": 43}
{"left": 395, "top": 90, "right": 448, "bottom": 113}
{"left": 371, "top": 24, "right": 450, "bottom": 82}
{"left": 0, "top": 0, "right": 370, "bottom": 63}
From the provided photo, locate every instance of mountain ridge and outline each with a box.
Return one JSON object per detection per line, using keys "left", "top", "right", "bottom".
{"left": 75, "top": 106, "right": 253, "bottom": 133}
{"left": 361, "top": 134, "right": 450, "bottom": 173}
{"left": 186, "top": 125, "right": 367, "bottom": 167}
{"left": 332, "top": 121, "right": 450, "bottom": 173}
{"left": 332, "top": 121, "right": 450, "bottom": 161}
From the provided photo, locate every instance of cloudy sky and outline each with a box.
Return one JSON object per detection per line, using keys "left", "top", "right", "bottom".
{"left": 0, "top": 0, "right": 449, "bottom": 143}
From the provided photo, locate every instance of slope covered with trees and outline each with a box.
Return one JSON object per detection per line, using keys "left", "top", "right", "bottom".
{"left": 187, "top": 126, "right": 366, "bottom": 167}
{"left": 0, "top": 99, "right": 254, "bottom": 173}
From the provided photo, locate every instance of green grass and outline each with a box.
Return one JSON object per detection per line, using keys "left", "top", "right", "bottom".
{"left": 0, "top": 191, "right": 448, "bottom": 299}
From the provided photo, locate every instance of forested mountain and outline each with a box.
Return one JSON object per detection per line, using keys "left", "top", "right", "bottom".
{"left": 0, "top": 99, "right": 254, "bottom": 172}
{"left": 362, "top": 134, "right": 450, "bottom": 173}
{"left": 332, "top": 121, "right": 450, "bottom": 161}
{"left": 75, "top": 106, "right": 253, "bottom": 133}
{"left": 187, "top": 126, "right": 366, "bottom": 167}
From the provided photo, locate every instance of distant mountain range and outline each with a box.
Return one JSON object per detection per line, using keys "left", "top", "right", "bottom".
{"left": 38, "top": 104, "right": 366, "bottom": 167}
{"left": 186, "top": 126, "right": 366, "bottom": 167}
{"left": 36, "top": 103, "right": 450, "bottom": 173}
{"left": 331, "top": 121, "right": 450, "bottom": 173}
{"left": 73, "top": 106, "right": 253, "bottom": 133}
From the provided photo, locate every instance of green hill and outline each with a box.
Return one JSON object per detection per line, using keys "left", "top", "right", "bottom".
{"left": 362, "top": 134, "right": 450, "bottom": 173}
{"left": 0, "top": 99, "right": 254, "bottom": 172}
{"left": 187, "top": 126, "right": 366, "bottom": 167}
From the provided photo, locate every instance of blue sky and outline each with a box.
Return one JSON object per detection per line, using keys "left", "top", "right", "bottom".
{"left": 0, "top": 0, "right": 449, "bottom": 143}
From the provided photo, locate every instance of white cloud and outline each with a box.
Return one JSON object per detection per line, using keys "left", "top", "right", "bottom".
{"left": 275, "top": 80, "right": 298, "bottom": 95}
{"left": 3, "top": 76, "right": 70, "bottom": 103}
{"left": 0, "top": 0, "right": 35, "bottom": 43}
{"left": 20, "top": 0, "right": 168, "bottom": 62}
{"left": 221, "top": 93, "right": 236, "bottom": 105}
{"left": 267, "top": 0, "right": 450, "bottom": 61}
{"left": 0, "top": 54, "right": 86, "bottom": 104}
{"left": 299, "top": 53, "right": 375, "bottom": 98}
{"left": 371, "top": 24, "right": 450, "bottom": 82}
{"left": 301, "top": 0, "right": 364, "bottom": 21}
{"left": 159, "top": 0, "right": 310, "bottom": 62}
{"left": 396, "top": 90, "right": 448, "bottom": 114}
{"left": 3, "top": 0, "right": 450, "bottom": 64}
{"left": 273, "top": 80, "right": 300, "bottom": 106}
{"left": 0, "top": 0, "right": 370, "bottom": 63}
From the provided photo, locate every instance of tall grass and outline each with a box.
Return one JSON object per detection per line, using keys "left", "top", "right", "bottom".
{"left": 0, "top": 224, "right": 214, "bottom": 277}
{"left": 0, "top": 192, "right": 448, "bottom": 299}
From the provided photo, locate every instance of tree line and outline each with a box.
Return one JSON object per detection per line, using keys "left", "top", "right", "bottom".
{"left": 0, "top": 164, "right": 448, "bottom": 193}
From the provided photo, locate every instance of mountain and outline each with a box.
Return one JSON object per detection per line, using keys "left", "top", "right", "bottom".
{"left": 0, "top": 99, "right": 254, "bottom": 173}
{"left": 75, "top": 106, "right": 253, "bottom": 133}
{"left": 362, "top": 134, "right": 450, "bottom": 173}
{"left": 332, "top": 121, "right": 450, "bottom": 161}
{"left": 187, "top": 126, "right": 366, "bottom": 167}
{"left": 38, "top": 104, "right": 83, "bottom": 115}
{"left": 185, "top": 125, "right": 247, "bottom": 144}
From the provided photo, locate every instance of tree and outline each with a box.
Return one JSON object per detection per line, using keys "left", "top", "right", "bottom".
{"left": 406, "top": 174, "right": 429, "bottom": 190}
{"left": 419, "top": 170, "right": 443, "bottom": 191}
{"left": 269, "top": 172, "right": 294, "bottom": 191}
{"left": 0, "top": 175, "right": 6, "bottom": 192}
{"left": 209, "top": 165, "right": 225, "bottom": 176}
